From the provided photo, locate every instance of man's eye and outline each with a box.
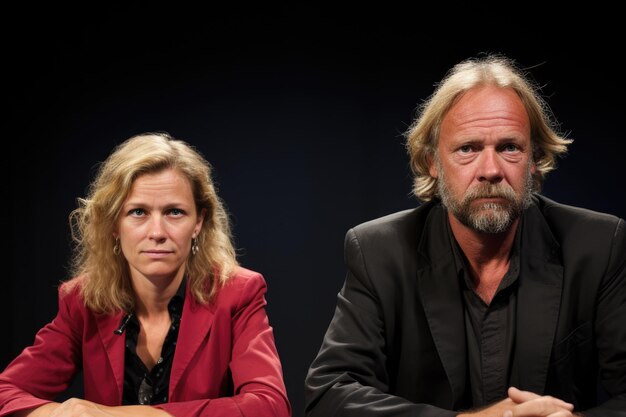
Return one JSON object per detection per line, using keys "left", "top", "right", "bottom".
{"left": 503, "top": 143, "right": 519, "bottom": 152}
{"left": 458, "top": 145, "right": 473, "bottom": 153}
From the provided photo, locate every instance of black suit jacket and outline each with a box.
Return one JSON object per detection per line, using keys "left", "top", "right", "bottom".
{"left": 305, "top": 195, "right": 626, "bottom": 416}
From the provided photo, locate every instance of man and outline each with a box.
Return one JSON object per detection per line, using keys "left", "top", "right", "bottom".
{"left": 304, "top": 55, "right": 625, "bottom": 417}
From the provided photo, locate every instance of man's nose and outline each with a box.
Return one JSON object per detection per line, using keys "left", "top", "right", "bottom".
{"left": 476, "top": 149, "right": 503, "bottom": 183}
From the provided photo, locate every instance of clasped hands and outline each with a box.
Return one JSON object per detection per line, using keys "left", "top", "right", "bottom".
{"left": 459, "top": 387, "right": 578, "bottom": 417}
{"left": 16, "top": 398, "right": 172, "bottom": 417}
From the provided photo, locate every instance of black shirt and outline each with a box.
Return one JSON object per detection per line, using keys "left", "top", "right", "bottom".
{"left": 121, "top": 279, "right": 185, "bottom": 405}
{"left": 448, "top": 217, "right": 522, "bottom": 407}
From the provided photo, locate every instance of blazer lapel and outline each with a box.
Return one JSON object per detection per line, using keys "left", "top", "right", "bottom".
{"left": 417, "top": 207, "right": 467, "bottom": 406}
{"left": 95, "top": 311, "right": 126, "bottom": 403}
{"left": 516, "top": 204, "right": 563, "bottom": 393}
{"left": 169, "top": 285, "right": 215, "bottom": 397}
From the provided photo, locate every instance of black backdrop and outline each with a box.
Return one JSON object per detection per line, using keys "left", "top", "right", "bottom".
{"left": 4, "top": 4, "right": 625, "bottom": 417}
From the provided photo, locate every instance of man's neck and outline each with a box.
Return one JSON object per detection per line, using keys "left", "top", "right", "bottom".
{"left": 448, "top": 213, "right": 519, "bottom": 303}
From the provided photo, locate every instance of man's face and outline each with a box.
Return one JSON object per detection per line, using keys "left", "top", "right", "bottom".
{"left": 429, "top": 85, "right": 535, "bottom": 234}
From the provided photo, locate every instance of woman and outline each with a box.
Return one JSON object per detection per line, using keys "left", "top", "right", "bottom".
{"left": 0, "top": 132, "right": 291, "bottom": 417}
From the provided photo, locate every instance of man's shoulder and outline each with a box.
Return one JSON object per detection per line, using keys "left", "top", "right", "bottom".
{"left": 353, "top": 207, "right": 418, "bottom": 231}
{"left": 533, "top": 194, "right": 622, "bottom": 227}
{"left": 353, "top": 201, "right": 434, "bottom": 231}
{"left": 531, "top": 194, "right": 624, "bottom": 249}
{"left": 347, "top": 201, "right": 439, "bottom": 247}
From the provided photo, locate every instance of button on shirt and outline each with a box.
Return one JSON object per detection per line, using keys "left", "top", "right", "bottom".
{"left": 122, "top": 279, "right": 185, "bottom": 405}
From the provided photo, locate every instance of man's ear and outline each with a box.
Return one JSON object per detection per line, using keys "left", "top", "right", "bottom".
{"left": 428, "top": 153, "right": 438, "bottom": 178}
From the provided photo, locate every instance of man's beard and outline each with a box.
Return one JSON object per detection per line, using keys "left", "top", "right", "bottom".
{"left": 436, "top": 159, "right": 534, "bottom": 234}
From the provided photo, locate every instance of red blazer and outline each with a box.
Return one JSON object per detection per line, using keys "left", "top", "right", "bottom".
{"left": 0, "top": 267, "right": 291, "bottom": 417}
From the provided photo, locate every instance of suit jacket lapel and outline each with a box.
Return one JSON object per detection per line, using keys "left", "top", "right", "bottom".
{"left": 169, "top": 285, "right": 215, "bottom": 397}
{"left": 417, "top": 206, "right": 467, "bottom": 406}
{"left": 516, "top": 203, "right": 563, "bottom": 393}
{"left": 96, "top": 311, "right": 126, "bottom": 403}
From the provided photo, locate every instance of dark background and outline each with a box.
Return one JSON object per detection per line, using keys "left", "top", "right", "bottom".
{"left": 4, "top": 4, "right": 625, "bottom": 417}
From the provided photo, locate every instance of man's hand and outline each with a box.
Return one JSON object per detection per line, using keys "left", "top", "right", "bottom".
{"left": 502, "top": 387, "right": 577, "bottom": 417}
{"left": 457, "top": 387, "right": 577, "bottom": 417}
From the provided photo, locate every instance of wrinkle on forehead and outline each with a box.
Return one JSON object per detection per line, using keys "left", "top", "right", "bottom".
{"left": 124, "top": 169, "right": 195, "bottom": 209}
{"left": 443, "top": 86, "right": 530, "bottom": 138}
{"left": 131, "top": 170, "right": 190, "bottom": 194}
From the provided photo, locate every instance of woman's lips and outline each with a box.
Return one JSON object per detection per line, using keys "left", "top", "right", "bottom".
{"left": 142, "top": 250, "right": 173, "bottom": 259}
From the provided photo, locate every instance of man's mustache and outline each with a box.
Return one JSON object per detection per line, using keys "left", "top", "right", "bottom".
{"left": 463, "top": 184, "right": 517, "bottom": 202}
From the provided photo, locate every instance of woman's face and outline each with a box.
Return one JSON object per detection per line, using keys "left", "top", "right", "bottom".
{"left": 115, "top": 168, "right": 204, "bottom": 287}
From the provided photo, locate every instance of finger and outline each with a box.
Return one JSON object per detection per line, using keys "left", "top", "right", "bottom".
{"left": 511, "top": 398, "right": 574, "bottom": 416}
{"left": 508, "top": 386, "right": 541, "bottom": 403}
{"left": 508, "top": 387, "right": 573, "bottom": 410}
{"left": 547, "top": 412, "right": 574, "bottom": 417}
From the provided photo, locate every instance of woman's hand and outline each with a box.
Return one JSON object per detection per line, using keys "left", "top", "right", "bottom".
{"left": 41, "top": 398, "right": 172, "bottom": 417}
{"left": 48, "top": 398, "right": 115, "bottom": 417}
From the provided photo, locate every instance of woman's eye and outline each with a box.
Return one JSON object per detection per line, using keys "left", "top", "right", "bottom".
{"left": 169, "top": 208, "right": 184, "bottom": 216}
{"left": 129, "top": 208, "right": 145, "bottom": 216}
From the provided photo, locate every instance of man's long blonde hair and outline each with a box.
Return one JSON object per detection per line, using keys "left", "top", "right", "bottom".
{"left": 405, "top": 54, "right": 572, "bottom": 202}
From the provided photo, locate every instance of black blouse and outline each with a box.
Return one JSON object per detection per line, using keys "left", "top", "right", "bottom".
{"left": 120, "top": 280, "right": 185, "bottom": 405}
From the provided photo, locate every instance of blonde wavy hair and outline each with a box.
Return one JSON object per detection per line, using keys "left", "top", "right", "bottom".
{"left": 67, "top": 132, "right": 238, "bottom": 313}
{"left": 405, "top": 54, "right": 573, "bottom": 202}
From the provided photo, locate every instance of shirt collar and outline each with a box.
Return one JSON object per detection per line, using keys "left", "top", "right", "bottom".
{"left": 444, "top": 207, "right": 522, "bottom": 291}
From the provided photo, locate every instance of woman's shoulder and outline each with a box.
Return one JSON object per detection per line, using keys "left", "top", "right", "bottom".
{"left": 230, "top": 266, "right": 264, "bottom": 280}
{"left": 212, "top": 266, "right": 268, "bottom": 306}
{"left": 52, "top": 275, "right": 94, "bottom": 327}
{"left": 223, "top": 266, "right": 266, "bottom": 290}
{"left": 56, "top": 275, "right": 91, "bottom": 313}
{"left": 58, "top": 275, "right": 86, "bottom": 296}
